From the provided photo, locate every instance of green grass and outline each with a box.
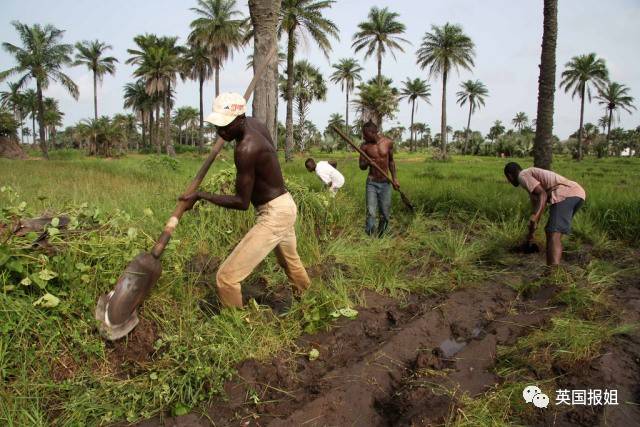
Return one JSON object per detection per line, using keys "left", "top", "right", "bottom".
{"left": 1, "top": 150, "right": 639, "bottom": 425}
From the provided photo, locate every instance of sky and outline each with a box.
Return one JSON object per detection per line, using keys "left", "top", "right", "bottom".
{"left": 1, "top": 0, "right": 639, "bottom": 140}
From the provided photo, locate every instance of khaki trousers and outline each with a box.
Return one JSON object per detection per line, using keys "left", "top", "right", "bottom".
{"left": 216, "top": 192, "right": 311, "bottom": 308}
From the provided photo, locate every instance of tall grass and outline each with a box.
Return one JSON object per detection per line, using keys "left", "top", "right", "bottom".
{"left": 0, "top": 151, "right": 639, "bottom": 424}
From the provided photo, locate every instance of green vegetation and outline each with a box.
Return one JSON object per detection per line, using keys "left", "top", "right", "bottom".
{"left": 1, "top": 152, "right": 639, "bottom": 425}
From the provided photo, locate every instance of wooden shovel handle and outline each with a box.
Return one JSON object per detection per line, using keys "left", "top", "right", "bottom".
{"left": 151, "top": 44, "right": 278, "bottom": 258}
{"left": 330, "top": 125, "right": 414, "bottom": 210}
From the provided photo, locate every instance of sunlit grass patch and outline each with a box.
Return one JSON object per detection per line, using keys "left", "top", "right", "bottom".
{"left": 497, "top": 315, "right": 636, "bottom": 375}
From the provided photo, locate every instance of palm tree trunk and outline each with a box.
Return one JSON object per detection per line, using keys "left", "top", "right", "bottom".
{"left": 164, "top": 92, "right": 174, "bottom": 157}
{"left": 35, "top": 80, "right": 48, "bottom": 159}
{"left": 464, "top": 102, "right": 472, "bottom": 155}
{"left": 410, "top": 99, "right": 416, "bottom": 152}
{"left": 31, "top": 113, "right": 36, "bottom": 147}
{"left": 533, "top": 0, "right": 557, "bottom": 169}
{"left": 345, "top": 90, "right": 350, "bottom": 134}
{"left": 93, "top": 71, "right": 98, "bottom": 121}
{"left": 284, "top": 26, "right": 296, "bottom": 162}
{"left": 440, "top": 70, "right": 447, "bottom": 154}
{"left": 297, "top": 99, "right": 307, "bottom": 152}
{"left": 606, "top": 108, "right": 613, "bottom": 141}
{"left": 377, "top": 46, "right": 382, "bottom": 83}
{"left": 199, "top": 74, "right": 204, "bottom": 153}
{"left": 17, "top": 109, "right": 23, "bottom": 144}
{"left": 249, "top": 0, "right": 280, "bottom": 146}
{"left": 155, "top": 103, "right": 161, "bottom": 154}
{"left": 578, "top": 85, "right": 585, "bottom": 161}
{"left": 141, "top": 109, "right": 146, "bottom": 150}
{"left": 214, "top": 62, "right": 220, "bottom": 98}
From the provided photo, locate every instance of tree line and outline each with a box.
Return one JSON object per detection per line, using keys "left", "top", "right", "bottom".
{"left": 1, "top": 0, "right": 637, "bottom": 161}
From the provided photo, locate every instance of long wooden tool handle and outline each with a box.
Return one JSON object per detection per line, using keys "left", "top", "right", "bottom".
{"left": 331, "top": 125, "right": 389, "bottom": 180}
{"left": 331, "top": 125, "right": 414, "bottom": 210}
{"left": 150, "top": 44, "right": 278, "bottom": 258}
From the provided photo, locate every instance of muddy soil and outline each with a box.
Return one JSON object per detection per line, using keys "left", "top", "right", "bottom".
{"left": 137, "top": 278, "right": 558, "bottom": 427}
{"left": 106, "top": 317, "right": 158, "bottom": 378}
{"left": 134, "top": 249, "right": 640, "bottom": 427}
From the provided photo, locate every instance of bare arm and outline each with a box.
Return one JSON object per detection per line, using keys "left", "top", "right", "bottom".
{"left": 529, "top": 184, "right": 548, "bottom": 223}
{"left": 527, "top": 184, "right": 548, "bottom": 239}
{"left": 358, "top": 145, "right": 369, "bottom": 170}
{"left": 388, "top": 142, "right": 398, "bottom": 182}
{"left": 181, "top": 143, "right": 256, "bottom": 211}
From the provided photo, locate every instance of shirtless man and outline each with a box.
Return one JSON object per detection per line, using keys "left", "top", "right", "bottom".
{"left": 358, "top": 121, "right": 400, "bottom": 237}
{"left": 504, "top": 162, "right": 586, "bottom": 267}
{"left": 179, "top": 92, "right": 310, "bottom": 308}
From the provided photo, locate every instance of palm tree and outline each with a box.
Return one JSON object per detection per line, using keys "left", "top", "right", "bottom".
{"left": 456, "top": 79, "right": 488, "bottom": 154}
{"left": 512, "top": 112, "right": 529, "bottom": 132}
{"left": 181, "top": 42, "right": 214, "bottom": 151}
{"left": 532, "top": 0, "right": 557, "bottom": 169}
{"left": 488, "top": 120, "right": 505, "bottom": 142}
{"left": 43, "top": 97, "right": 63, "bottom": 147}
{"left": 129, "top": 36, "right": 182, "bottom": 155}
{"left": 595, "top": 82, "right": 635, "bottom": 142}
{"left": 280, "top": 0, "right": 339, "bottom": 161}
{"left": 352, "top": 7, "right": 410, "bottom": 82}
{"left": 330, "top": 58, "right": 363, "bottom": 135}
{"left": 598, "top": 115, "right": 610, "bottom": 134}
{"left": 352, "top": 78, "right": 399, "bottom": 129}
{"left": 416, "top": 23, "right": 475, "bottom": 156}
{"left": 22, "top": 89, "right": 37, "bottom": 145}
{"left": 73, "top": 40, "right": 118, "bottom": 120}
{"left": 399, "top": 78, "right": 431, "bottom": 151}
{"left": 560, "top": 53, "right": 609, "bottom": 160}
{"left": 124, "top": 79, "right": 153, "bottom": 150}
{"left": 0, "top": 82, "right": 24, "bottom": 143}
{"left": 189, "top": 0, "right": 246, "bottom": 98}
{"left": 279, "top": 60, "right": 326, "bottom": 152}
{"left": 1, "top": 22, "right": 79, "bottom": 158}
{"left": 113, "top": 113, "right": 138, "bottom": 150}
{"left": 325, "top": 112, "right": 345, "bottom": 134}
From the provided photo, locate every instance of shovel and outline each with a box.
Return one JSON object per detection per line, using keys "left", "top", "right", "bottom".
{"left": 95, "top": 45, "right": 277, "bottom": 340}
{"left": 330, "top": 125, "right": 415, "bottom": 211}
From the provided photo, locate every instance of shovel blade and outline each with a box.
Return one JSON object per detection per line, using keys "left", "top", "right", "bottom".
{"left": 104, "top": 252, "right": 162, "bottom": 325}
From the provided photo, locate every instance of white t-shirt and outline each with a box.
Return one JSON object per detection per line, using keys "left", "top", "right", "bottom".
{"left": 315, "top": 161, "right": 344, "bottom": 189}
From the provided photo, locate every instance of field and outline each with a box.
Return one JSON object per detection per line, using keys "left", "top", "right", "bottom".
{"left": 1, "top": 151, "right": 640, "bottom": 426}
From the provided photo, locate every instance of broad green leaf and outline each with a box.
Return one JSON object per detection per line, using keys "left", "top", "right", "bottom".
{"left": 47, "top": 227, "right": 60, "bottom": 237}
{"left": 143, "top": 208, "right": 153, "bottom": 217}
{"left": 33, "top": 293, "right": 60, "bottom": 308}
{"left": 6, "top": 260, "right": 24, "bottom": 273}
{"left": 19, "top": 277, "right": 32, "bottom": 287}
{"left": 38, "top": 269, "right": 57, "bottom": 281}
{"left": 171, "top": 403, "right": 190, "bottom": 417}
{"left": 50, "top": 217, "right": 60, "bottom": 227}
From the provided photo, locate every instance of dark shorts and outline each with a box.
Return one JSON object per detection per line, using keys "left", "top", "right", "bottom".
{"left": 546, "top": 197, "right": 584, "bottom": 234}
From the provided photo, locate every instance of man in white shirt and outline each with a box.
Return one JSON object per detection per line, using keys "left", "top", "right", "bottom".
{"left": 305, "top": 158, "right": 345, "bottom": 195}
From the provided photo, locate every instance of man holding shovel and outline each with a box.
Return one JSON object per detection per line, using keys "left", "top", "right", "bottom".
{"left": 504, "top": 162, "right": 586, "bottom": 267}
{"left": 359, "top": 121, "right": 400, "bottom": 237}
{"left": 179, "top": 93, "right": 311, "bottom": 308}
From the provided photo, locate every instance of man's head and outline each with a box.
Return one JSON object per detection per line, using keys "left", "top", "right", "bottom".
{"left": 362, "top": 120, "right": 378, "bottom": 142}
{"left": 504, "top": 162, "right": 522, "bottom": 187}
{"left": 205, "top": 92, "right": 247, "bottom": 141}
{"left": 305, "top": 158, "right": 316, "bottom": 172}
